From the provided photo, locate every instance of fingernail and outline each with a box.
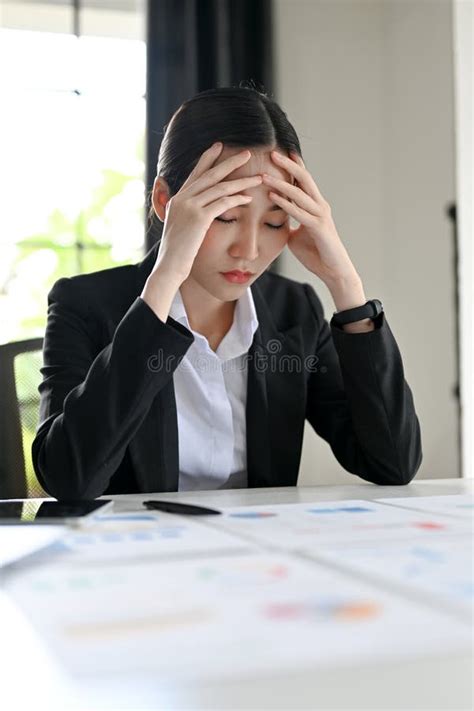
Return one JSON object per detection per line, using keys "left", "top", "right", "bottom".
{"left": 213, "top": 141, "right": 222, "bottom": 149}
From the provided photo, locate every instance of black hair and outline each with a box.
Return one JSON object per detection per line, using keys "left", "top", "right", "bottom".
{"left": 146, "top": 82, "right": 302, "bottom": 241}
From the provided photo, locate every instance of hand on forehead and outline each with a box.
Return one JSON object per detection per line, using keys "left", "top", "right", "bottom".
{"left": 216, "top": 145, "right": 295, "bottom": 185}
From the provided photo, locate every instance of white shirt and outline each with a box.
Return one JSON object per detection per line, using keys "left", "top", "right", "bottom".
{"left": 169, "top": 286, "right": 259, "bottom": 491}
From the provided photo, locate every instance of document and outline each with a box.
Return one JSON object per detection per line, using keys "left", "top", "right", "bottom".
{"left": 202, "top": 499, "right": 471, "bottom": 550}
{"left": 0, "top": 526, "right": 65, "bottom": 569}
{"left": 3, "top": 498, "right": 472, "bottom": 685}
{"left": 5, "top": 552, "right": 472, "bottom": 683}
{"left": 306, "top": 533, "right": 473, "bottom": 618}
{"left": 49, "top": 511, "right": 254, "bottom": 564}
{"left": 376, "top": 493, "right": 474, "bottom": 521}
{"left": 198, "top": 499, "right": 473, "bottom": 618}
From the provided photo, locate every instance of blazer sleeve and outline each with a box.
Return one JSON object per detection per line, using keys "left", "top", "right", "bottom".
{"left": 303, "top": 283, "right": 422, "bottom": 486}
{"left": 32, "top": 277, "right": 194, "bottom": 500}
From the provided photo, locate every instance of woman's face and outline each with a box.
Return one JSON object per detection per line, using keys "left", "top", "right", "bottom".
{"left": 187, "top": 144, "right": 294, "bottom": 300}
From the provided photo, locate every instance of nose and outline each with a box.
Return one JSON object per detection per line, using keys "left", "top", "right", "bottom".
{"left": 228, "top": 226, "right": 259, "bottom": 262}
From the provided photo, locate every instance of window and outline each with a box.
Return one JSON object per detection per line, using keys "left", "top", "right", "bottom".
{"left": 0, "top": 1, "right": 146, "bottom": 344}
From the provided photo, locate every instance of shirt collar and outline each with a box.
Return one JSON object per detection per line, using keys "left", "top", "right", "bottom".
{"left": 169, "top": 286, "right": 259, "bottom": 361}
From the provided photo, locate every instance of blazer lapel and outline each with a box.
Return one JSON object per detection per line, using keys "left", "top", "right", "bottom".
{"left": 247, "top": 278, "right": 306, "bottom": 488}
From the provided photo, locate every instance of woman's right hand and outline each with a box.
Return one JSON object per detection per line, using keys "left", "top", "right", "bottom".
{"left": 150, "top": 142, "right": 263, "bottom": 284}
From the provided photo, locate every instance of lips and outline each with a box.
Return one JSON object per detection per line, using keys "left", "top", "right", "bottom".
{"left": 221, "top": 270, "right": 254, "bottom": 284}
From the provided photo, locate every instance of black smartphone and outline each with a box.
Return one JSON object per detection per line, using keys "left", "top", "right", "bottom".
{"left": 0, "top": 499, "right": 113, "bottom": 525}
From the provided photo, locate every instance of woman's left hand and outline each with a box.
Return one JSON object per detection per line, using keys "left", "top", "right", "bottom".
{"left": 262, "top": 150, "right": 358, "bottom": 286}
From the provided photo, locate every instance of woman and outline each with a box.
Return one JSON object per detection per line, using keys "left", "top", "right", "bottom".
{"left": 32, "top": 86, "right": 422, "bottom": 500}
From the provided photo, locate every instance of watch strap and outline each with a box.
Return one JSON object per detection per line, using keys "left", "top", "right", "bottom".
{"left": 331, "top": 298, "right": 384, "bottom": 326}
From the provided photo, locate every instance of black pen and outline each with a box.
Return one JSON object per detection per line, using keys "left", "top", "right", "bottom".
{"left": 143, "top": 500, "right": 222, "bottom": 516}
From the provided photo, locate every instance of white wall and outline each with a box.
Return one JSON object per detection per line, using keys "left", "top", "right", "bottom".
{"left": 273, "top": 0, "right": 459, "bottom": 484}
{"left": 453, "top": 0, "right": 473, "bottom": 478}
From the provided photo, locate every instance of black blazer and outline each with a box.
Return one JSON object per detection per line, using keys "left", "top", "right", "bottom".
{"left": 32, "top": 240, "right": 422, "bottom": 499}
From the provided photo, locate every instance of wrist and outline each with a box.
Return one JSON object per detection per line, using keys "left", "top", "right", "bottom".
{"left": 327, "top": 274, "right": 366, "bottom": 312}
{"left": 331, "top": 296, "right": 383, "bottom": 333}
{"left": 140, "top": 269, "right": 182, "bottom": 323}
{"left": 341, "top": 319, "right": 375, "bottom": 333}
{"left": 149, "top": 263, "right": 187, "bottom": 290}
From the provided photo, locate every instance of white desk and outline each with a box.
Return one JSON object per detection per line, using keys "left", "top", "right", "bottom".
{"left": 2, "top": 478, "right": 473, "bottom": 710}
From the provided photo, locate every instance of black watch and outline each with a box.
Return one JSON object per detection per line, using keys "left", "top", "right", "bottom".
{"left": 331, "top": 298, "right": 384, "bottom": 327}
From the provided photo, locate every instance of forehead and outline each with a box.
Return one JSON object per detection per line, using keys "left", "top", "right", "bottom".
{"left": 215, "top": 145, "right": 293, "bottom": 183}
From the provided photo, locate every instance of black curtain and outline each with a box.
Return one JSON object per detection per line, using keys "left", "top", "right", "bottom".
{"left": 145, "top": 0, "right": 274, "bottom": 251}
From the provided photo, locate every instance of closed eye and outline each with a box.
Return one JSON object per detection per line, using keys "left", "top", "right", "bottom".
{"left": 215, "top": 217, "right": 285, "bottom": 230}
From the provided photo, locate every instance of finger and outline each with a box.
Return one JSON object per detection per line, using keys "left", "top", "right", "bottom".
{"left": 196, "top": 175, "right": 263, "bottom": 208}
{"left": 271, "top": 150, "right": 325, "bottom": 203}
{"left": 289, "top": 152, "right": 306, "bottom": 195}
{"left": 289, "top": 150, "right": 306, "bottom": 169}
{"left": 267, "top": 191, "right": 312, "bottom": 225}
{"left": 180, "top": 142, "right": 224, "bottom": 191}
{"left": 262, "top": 174, "right": 324, "bottom": 217}
{"left": 183, "top": 150, "right": 253, "bottom": 197}
{"left": 204, "top": 194, "right": 253, "bottom": 220}
{"left": 289, "top": 151, "right": 308, "bottom": 191}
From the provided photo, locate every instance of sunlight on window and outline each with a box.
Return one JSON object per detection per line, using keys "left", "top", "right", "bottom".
{"left": 0, "top": 28, "right": 146, "bottom": 344}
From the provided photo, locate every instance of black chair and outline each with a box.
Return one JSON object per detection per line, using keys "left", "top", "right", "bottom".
{"left": 0, "top": 338, "right": 47, "bottom": 498}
